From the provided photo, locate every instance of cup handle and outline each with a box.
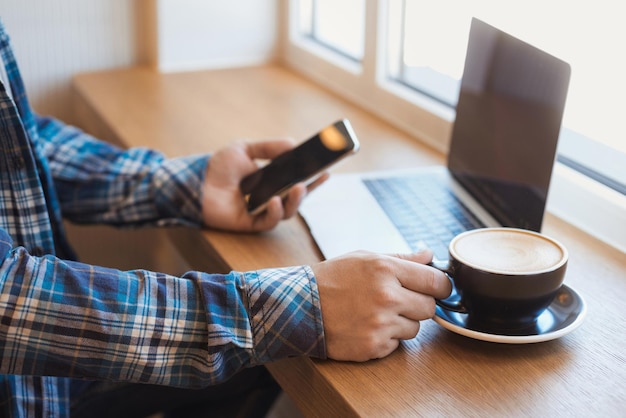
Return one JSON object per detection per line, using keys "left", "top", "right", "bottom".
{"left": 429, "top": 259, "right": 468, "bottom": 314}
{"left": 436, "top": 290, "right": 466, "bottom": 313}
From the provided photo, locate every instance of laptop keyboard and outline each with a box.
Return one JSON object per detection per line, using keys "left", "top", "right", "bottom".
{"left": 363, "top": 174, "right": 484, "bottom": 260}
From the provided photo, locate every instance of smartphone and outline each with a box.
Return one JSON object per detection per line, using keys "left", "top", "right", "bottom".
{"left": 240, "top": 119, "right": 360, "bottom": 215}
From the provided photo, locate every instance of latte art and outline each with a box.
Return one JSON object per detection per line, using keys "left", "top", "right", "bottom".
{"left": 451, "top": 229, "right": 565, "bottom": 274}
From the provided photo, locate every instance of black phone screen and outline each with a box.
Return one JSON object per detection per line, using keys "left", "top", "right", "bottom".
{"left": 240, "top": 120, "right": 358, "bottom": 213}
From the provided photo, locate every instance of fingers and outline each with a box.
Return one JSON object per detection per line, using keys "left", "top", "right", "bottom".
{"left": 250, "top": 196, "right": 283, "bottom": 231}
{"left": 390, "top": 315, "right": 422, "bottom": 341}
{"left": 281, "top": 183, "right": 307, "bottom": 218}
{"left": 263, "top": 174, "right": 326, "bottom": 219}
{"left": 306, "top": 172, "right": 330, "bottom": 193}
{"left": 393, "top": 288, "right": 438, "bottom": 323}
{"left": 393, "top": 249, "right": 434, "bottom": 265}
{"left": 390, "top": 252, "right": 452, "bottom": 300}
{"left": 248, "top": 183, "right": 307, "bottom": 231}
{"left": 245, "top": 139, "right": 295, "bottom": 160}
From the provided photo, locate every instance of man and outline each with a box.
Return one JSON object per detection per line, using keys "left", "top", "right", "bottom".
{"left": 0, "top": 19, "right": 450, "bottom": 417}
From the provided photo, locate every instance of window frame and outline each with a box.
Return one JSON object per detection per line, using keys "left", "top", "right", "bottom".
{"left": 280, "top": 0, "right": 626, "bottom": 253}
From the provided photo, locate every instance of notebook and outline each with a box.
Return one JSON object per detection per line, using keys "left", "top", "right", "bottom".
{"left": 299, "top": 18, "right": 571, "bottom": 261}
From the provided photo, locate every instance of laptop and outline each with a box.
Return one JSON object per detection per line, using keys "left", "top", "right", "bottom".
{"left": 299, "top": 18, "right": 571, "bottom": 261}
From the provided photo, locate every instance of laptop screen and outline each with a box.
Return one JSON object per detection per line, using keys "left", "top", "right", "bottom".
{"left": 447, "top": 18, "right": 571, "bottom": 231}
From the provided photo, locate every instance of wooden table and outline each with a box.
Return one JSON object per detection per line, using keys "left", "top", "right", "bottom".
{"left": 73, "top": 65, "right": 626, "bottom": 417}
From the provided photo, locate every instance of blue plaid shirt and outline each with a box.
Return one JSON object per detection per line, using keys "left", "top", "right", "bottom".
{"left": 0, "top": 19, "right": 325, "bottom": 417}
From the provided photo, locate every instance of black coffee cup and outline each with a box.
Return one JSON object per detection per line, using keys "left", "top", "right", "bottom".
{"left": 433, "top": 228, "right": 568, "bottom": 328}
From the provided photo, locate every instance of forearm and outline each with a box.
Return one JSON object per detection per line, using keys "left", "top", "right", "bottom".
{"left": 35, "top": 115, "right": 207, "bottom": 227}
{"left": 0, "top": 229, "right": 325, "bottom": 387}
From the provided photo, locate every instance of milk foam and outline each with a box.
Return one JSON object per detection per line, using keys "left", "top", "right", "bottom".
{"left": 452, "top": 229, "right": 565, "bottom": 274}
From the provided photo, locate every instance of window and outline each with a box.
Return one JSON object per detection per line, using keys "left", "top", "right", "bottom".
{"left": 386, "top": 0, "right": 463, "bottom": 107}
{"left": 298, "top": 0, "right": 366, "bottom": 62}
{"left": 388, "top": 0, "right": 626, "bottom": 195}
{"left": 284, "top": 0, "right": 626, "bottom": 252}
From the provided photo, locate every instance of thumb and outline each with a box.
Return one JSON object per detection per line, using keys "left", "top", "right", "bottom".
{"left": 390, "top": 249, "right": 434, "bottom": 265}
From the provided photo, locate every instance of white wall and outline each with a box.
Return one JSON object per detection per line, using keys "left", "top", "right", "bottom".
{"left": 0, "top": 0, "right": 140, "bottom": 124}
{"left": 0, "top": 0, "right": 279, "bottom": 123}
{"left": 154, "top": 0, "right": 278, "bottom": 72}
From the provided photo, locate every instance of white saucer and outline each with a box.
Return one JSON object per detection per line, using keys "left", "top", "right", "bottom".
{"left": 433, "top": 284, "right": 587, "bottom": 344}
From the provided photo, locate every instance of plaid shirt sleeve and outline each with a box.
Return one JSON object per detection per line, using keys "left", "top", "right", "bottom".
{"left": 34, "top": 115, "right": 207, "bottom": 227}
{"left": 0, "top": 228, "right": 326, "bottom": 387}
{"left": 1, "top": 17, "right": 327, "bottom": 416}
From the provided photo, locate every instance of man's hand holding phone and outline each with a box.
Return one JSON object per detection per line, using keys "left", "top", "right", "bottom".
{"left": 200, "top": 119, "right": 358, "bottom": 232}
{"left": 200, "top": 139, "right": 307, "bottom": 232}
{"left": 240, "top": 119, "right": 360, "bottom": 215}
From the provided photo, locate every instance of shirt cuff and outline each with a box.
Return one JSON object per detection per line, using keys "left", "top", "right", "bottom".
{"left": 242, "top": 265, "right": 327, "bottom": 362}
{"left": 153, "top": 154, "right": 209, "bottom": 227}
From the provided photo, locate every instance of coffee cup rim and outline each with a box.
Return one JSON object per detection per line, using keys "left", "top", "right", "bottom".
{"left": 449, "top": 227, "right": 568, "bottom": 275}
